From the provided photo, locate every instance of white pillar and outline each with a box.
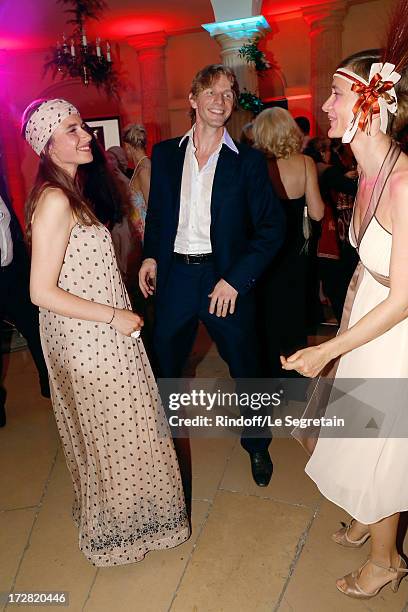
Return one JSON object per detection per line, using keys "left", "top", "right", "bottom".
{"left": 202, "top": 16, "right": 270, "bottom": 139}
{"left": 0, "top": 51, "right": 26, "bottom": 226}
{"left": 127, "top": 31, "right": 171, "bottom": 148}
{"left": 210, "top": 0, "right": 263, "bottom": 22}
{"left": 303, "top": 1, "right": 348, "bottom": 135}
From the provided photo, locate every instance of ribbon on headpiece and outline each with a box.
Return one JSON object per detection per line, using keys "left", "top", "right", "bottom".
{"left": 333, "top": 62, "right": 401, "bottom": 143}
{"left": 23, "top": 99, "right": 79, "bottom": 155}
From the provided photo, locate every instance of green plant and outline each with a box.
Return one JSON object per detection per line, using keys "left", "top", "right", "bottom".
{"left": 58, "top": 0, "right": 108, "bottom": 31}
{"left": 238, "top": 90, "right": 264, "bottom": 115}
{"left": 239, "top": 38, "right": 273, "bottom": 73}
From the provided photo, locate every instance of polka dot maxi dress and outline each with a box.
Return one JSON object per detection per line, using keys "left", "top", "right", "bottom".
{"left": 39, "top": 223, "right": 190, "bottom": 566}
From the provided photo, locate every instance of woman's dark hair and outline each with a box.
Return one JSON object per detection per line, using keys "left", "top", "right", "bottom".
{"left": 337, "top": 0, "right": 408, "bottom": 136}
{"left": 79, "top": 131, "right": 131, "bottom": 228}
{"left": 328, "top": 140, "right": 356, "bottom": 171}
{"left": 304, "top": 137, "right": 327, "bottom": 164}
{"left": 397, "top": 123, "right": 408, "bottom": 153}
{"left": 22, "top": 100, "right": 98, "bottom": 243}
{"left": 240, "top": 122, "right": 254, "bottom": 146}
{"left": 295, "top": 116, "right": 310, "bottom": 136}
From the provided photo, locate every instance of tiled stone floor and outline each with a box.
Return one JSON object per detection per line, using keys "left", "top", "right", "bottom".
{"left": 1, "top": 326, "right": 408, "bottom": 612}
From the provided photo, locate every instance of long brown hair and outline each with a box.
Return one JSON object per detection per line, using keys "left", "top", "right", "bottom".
{"left": 22, "top": 99, "right": 99, "bottom": 242}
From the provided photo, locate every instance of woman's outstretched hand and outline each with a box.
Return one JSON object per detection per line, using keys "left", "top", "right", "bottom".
{"left": 280, "top": 344, "right": 333, "bottom": 378}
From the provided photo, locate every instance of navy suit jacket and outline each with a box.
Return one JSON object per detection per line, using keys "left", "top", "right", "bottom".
{"left": 143, "top": 136, "right": 285, "bottom": 297}
{"left": 0, "top": 178, "right": 29, "bottom": 275}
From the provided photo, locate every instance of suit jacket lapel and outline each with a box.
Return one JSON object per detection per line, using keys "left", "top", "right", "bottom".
{"left": 211, "top": 144, "right": 239, "bottom": 222}
{"left": 171, "top": 138, "right": 188, "bottom": 226}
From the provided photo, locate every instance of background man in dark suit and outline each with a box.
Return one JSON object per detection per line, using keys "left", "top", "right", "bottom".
{"left": 0, "top": 171, "right": 50, "bottom": 427}
{"left": 139, "top": 64, "right": 285, "bottom": 487}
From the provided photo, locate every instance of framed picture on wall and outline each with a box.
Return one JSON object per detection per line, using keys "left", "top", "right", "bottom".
{"left": 85, "top": 116, "right": 121, "bottom": 150}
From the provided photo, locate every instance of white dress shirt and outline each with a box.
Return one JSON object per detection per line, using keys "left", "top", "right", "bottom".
{"left": 174, "top": 125, "right": 239, "bottom": 255}
{"left": 0, "top": 194, "right": 13, "bottom": 267}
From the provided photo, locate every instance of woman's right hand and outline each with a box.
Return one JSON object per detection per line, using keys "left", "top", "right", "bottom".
{"left": 110, "top": 308, "right": 144, "bottom": 336}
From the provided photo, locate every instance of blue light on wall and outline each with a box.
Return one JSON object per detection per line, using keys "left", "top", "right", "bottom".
{"left": 202, "top": 15, "right": 270, "bottom": 39}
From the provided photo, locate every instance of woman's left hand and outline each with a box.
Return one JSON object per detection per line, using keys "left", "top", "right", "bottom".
{"left": 280, "top": 344, "right": 333, "bottom": 378}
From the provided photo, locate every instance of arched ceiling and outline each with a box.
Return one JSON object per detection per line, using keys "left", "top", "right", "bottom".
{"left": 0, "top": 0, "right": 215, "bottom": 50}
{"left": 262, "top": 0, "right": 346, "bottom": 15}
{"left": 0, "top": 0, "right": 360, "bottom": 51}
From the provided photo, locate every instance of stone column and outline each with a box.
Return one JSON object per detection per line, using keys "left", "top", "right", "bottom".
{"left": 127, "top": 31, "right": 170, "bottom": 150}
{"left": 202, "top": 16, "right": 270, "bottom": 139}
{"left": 0, "top": 52, "right": 26, "bottom": 226}
{"left": 303, "top": 1, "right": 348, "bottom": 135}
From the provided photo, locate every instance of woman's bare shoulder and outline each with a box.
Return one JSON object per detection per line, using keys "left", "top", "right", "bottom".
{"left": 278, "top": 152, "right": 303, "bottom": 166}
{"left": 37, "top": 186, "right": 70, "bottom": 207}
{"left": 302, "top": 153, "right": 316, "bottom": 168}
{"left": 139, "top": 157, "right": 151, "bottom": 172}
{"left": 389, "top": 162, "right": 408, "bottom": 218}
{"left": 33, "top": 187, "right": 73, "bottom": 225}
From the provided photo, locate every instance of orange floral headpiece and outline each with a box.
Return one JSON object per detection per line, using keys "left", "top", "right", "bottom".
{"left": 333, "top": 62, "right": 401, "bottom": 143}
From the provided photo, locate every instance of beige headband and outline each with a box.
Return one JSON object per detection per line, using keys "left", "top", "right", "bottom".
{"left": 333, "top": 62, "right": 400, "bottom": 143}
{"left": 23, "top": 99, "right": 79, "bottom": 155}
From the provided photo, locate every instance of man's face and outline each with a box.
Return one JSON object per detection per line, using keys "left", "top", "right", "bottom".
{"left": 189, "top": 74, "right": 235, "bottom": 129}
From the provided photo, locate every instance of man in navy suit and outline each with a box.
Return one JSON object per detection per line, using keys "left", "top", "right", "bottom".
{"left": 139, "top": 64, "right": 285, "bottom": 486}
{"left": 0, "top": 173, "right": 50, "bottom": 427}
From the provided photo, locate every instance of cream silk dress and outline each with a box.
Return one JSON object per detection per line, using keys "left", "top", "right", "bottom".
{"left": 305, "top": 142, "right": 408, "bottom": 524}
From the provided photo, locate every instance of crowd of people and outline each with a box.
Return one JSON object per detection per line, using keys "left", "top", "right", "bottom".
{"left": 1, "top": 0, "right": 408, "bottom": 599}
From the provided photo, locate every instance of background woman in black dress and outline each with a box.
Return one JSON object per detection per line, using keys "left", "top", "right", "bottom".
{"left": 253, "top": 107, "right": 324, "bottom": 378}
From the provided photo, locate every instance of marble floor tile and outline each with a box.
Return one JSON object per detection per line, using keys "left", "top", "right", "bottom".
{"left": 0, "top": 354, "right": 57, "bottom": 510}
{"left": 190, "top": 437, "right": 237, "bottom": 501}
{"left": 282, "top": 499, "right": 408, "bottom": 612}
{"left": 12, "top": 450, "right": 96, "bottom": 612}
{"left": 0, "top": 507, "right": 36, "bottom": 593}
{"left": 171, "top": 490, "right": 313, "bottom": 612}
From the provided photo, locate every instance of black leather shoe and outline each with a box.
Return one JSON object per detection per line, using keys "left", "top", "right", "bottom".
{"left": 39, "top": 377, "right": 51, "bottom": 399}
{"left": 0, "top": 388, "right": 6, "bottom": 428}
{"left": 249, "top": 450, "right": 273, "bottom": 487}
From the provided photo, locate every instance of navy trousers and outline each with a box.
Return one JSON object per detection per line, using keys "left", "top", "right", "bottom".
{"left": 0, "top": 260, "right": 49, "bottom": 405}
{"left": 153, "top": 260, "right": 271, "bottom": 453}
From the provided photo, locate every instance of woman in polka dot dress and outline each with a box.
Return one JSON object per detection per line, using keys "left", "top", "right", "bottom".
{"left": 21, "top": 98, "right": 190, "bottom": 566}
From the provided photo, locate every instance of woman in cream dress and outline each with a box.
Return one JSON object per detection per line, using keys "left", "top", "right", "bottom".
{"left": 282, "top": 1, "right": 408, "bottom": 599}
{"left": 22, "top": 98, "right": 189, "bottom": 566}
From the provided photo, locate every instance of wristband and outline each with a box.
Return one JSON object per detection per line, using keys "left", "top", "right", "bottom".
{"left": 107, "top": 307, "right": 116, "bottom": 324}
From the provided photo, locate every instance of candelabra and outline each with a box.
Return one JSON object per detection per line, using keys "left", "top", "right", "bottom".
{"left": 45, "top": 0, "right": 120, "bottom": 96}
